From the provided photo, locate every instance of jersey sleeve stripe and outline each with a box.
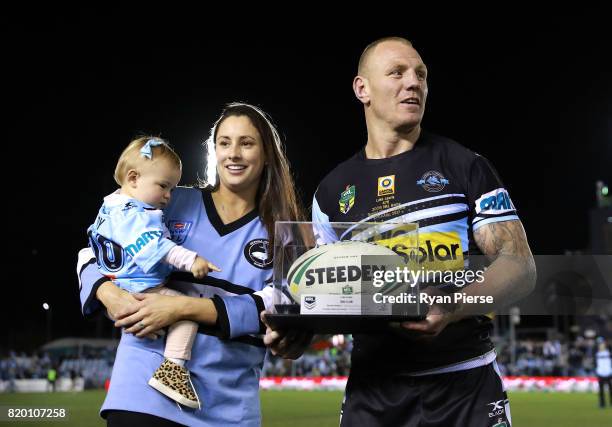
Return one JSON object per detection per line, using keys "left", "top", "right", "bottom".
{"left": 250, "top": 294, "right": 267, "bottom": 334}
{"left": 82, "top": 276, "right": 109, "bottom": 319}
{"left": 472, "top": 215, "right": 520, "bottom": 231}
{"left": 170, "top": 272, "right": 255, "bottom": 295}
{"left": 211, "top": 294, "right": 230, "bottom": 339}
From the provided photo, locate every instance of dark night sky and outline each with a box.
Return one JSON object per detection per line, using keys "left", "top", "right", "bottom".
{"left": 3, "top": 6, "right": 611, "bottom": 349}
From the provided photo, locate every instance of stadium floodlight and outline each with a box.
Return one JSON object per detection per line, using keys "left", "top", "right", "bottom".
{"left": 596, "top": 180, "right": 610, "bottom": 207}
{"left": 509, "top": 306, "right": 521, "bottom": 325}
{"left": 509, "top": 306, "right": 521, "bottom": 368}
{"left": 43, "top": 303, "right": 52, "bottom": 342}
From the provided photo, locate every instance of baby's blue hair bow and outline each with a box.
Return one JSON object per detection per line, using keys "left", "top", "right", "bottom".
{"left": 140, "top": 138, "right": 165, "bottom": 159}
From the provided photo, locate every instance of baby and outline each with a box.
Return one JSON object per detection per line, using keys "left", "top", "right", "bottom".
{"left": 88, "top": 137, "right": 219, "bottom": 409}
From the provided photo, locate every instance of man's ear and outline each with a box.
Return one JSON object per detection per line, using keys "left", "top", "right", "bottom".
{"left": 353, "top": 75, "right": 370, "bottom": 105}
{"left": 126, "top": 169, "right": 139, "bottom": 188}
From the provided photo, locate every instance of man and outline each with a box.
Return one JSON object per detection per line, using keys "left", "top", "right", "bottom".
{"left": 47, "top": 367, "right": 57, "bottom": 392}
{"left": 265, "top": 37, "right": 536, "bottom": 426}
{"left": 595, "top": 338, "right": 611, "bottom": 408}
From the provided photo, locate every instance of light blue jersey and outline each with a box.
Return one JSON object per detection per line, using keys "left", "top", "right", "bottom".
{"left": 78, "top": 187, "right": 273, "bottom": 426}
{"left": 87, "top": 193, "right": 176, "bottom": 293}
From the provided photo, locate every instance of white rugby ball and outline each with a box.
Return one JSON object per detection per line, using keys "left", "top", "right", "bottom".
{"left": 286, "top": 241, "right": 403, "bottom": 302}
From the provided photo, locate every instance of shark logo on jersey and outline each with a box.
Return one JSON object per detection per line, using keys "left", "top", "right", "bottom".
{"left": 417, "top": 171, "right": 449, "bottom": 192}
{"left": 168, "top": 220, "right": 193, "bottom": 244}
{"left": 339, "top": 185, "right": 356, "bottom": 214}
{"left": 244, "top": 239, "right": 273, "bottom": 269}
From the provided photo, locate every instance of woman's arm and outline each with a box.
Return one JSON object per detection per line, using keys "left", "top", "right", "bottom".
{"left": 78, "top": 247, "right": 163, "bottom": 338}
{"left": 78, "top": 247, "right": 141, "bottom": 320}
{"left": 95, "top": 281, "right": 140, "bottom": 321}
{"left": 115, "top": 293, "right": 218, "bottom": 338}
{"left": 77, "top": 248, "right": 110, "bottom": 318}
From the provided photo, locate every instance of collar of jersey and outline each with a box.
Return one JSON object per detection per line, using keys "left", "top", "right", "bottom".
{"left": 357, "top": 130, "right": 427, "bottom": 164}
{"left": 103, "top": 192, "right": 155, "bottom": 210}
{"left": 201, "top": 190, "right": 259, "bottom": 236}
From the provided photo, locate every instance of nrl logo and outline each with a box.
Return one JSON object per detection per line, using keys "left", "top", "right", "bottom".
{"left": 339, "top": 185, "right": 356, "bottom": 214}
{"left": 342, "top": 285, "right": 354, "bottom": 295}
{"left": 303, "top": 296, "right": 316, "bottom": 310}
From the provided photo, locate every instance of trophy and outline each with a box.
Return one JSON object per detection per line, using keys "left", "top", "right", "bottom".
{"left": 264, "top": 220, "right": 425, "bottom": 333}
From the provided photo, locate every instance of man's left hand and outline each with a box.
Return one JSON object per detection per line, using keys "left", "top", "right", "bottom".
{"left": 396, "top": 286, "right": 462, "bottom": 339}
{"left": 398, "top": 310, "right": 457, "bottom": 338}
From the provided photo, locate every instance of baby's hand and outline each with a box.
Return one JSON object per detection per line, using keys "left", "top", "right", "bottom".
{"left": 191, "top": 256, "right": 221, "bottom": 278}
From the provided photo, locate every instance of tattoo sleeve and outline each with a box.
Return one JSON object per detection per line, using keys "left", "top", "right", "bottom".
{"left": 474, "top": 220, "right": 533, "bottom": 262}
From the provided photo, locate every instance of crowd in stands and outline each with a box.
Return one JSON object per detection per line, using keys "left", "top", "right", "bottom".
{"left": 1, "top": 335, "right": 609, "bottom": 389}
{"left": 264, "top": 336, "right": 610, "bottom": 378}
{"left": 0, "top": 351, "right": 54, "bottom": 381}
{"left": 495, "top": 336, "right": 605, "bottom": 377}
{"left": 263, "top": 340, "right": 353, "bottom": 377}
{"left": 0, "top": 346, "right": 115, "bottom": 389}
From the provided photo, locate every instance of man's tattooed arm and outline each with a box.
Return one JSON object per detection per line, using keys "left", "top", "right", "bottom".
{"left": 474, "top": 220, "right": 534, "bottom": 263}
{"left": 453, "top": 220, "right": 537, "bottom": 316}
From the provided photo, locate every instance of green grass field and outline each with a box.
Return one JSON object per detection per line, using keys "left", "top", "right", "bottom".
{"left": 0, "top": 390, "right": 609, "bottom": 426}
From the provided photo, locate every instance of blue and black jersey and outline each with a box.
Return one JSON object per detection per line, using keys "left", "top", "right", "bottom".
{"left": 313, "top": 130, "right": 520, "bottom": 373}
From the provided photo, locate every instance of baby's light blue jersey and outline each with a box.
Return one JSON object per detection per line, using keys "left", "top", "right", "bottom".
{"left": 87, "top": 193, "right": 176, "bottom": 293}
{"left": 78, "top": 187, "right": 273, "bottom": 426}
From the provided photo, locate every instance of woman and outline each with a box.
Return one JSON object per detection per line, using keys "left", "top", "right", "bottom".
{"left": 78, "top": 102, "right": 304, "bottom": 426}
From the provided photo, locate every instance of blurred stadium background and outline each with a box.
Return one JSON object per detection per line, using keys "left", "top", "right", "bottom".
{"left": 3, "top": 7, "right": 612, "bottom": 426}
{"left": 2, "top": 191, "right": 610, "bottom": 426}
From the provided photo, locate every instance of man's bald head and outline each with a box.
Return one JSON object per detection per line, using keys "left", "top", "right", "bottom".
{"left": 357, "top": 37, "right": 414, "bottom": 76}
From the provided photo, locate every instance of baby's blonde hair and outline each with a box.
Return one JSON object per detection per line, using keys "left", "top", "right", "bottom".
{"left": 114, "top": 136, "right": 182, "bottom": 186}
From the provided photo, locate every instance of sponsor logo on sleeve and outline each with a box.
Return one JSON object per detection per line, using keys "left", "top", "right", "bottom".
{"left": 475, "top": 188, "right": 515, "bottom": 215}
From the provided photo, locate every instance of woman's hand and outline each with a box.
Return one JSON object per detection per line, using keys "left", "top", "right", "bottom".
{"left": 114, "top": 293, "right": 186, "bottom": 338}
{"left": 96, "top": 282, "right": 139, "bottom": 322}
{"left": 260, "top": 311, "right": 313, "bottom": 360}
{"left": 96, "top": 282, "right": 164, "bottom": 340}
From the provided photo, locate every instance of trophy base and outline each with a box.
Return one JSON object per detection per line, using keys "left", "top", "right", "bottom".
{"left": 264, "top": 313, "right": 425, "bottom": 334}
